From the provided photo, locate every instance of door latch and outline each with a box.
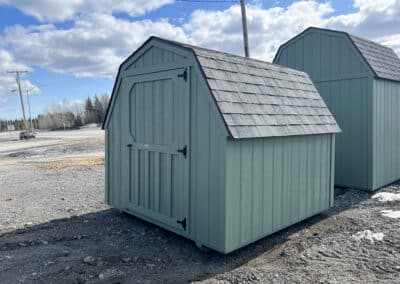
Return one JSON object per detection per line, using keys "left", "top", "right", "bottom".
{"left": 177, "top": 69, "right": 187, "bottom": 82}
{"left": 177, "top": 145, "right": 187, "bottom": 158}
{"left": 177, "top": 217, "right": 187, "bottom": 230}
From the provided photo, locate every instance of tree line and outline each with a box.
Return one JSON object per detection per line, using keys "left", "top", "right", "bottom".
{"left": 0, "top": 94, "right": 110, "bottom": 132}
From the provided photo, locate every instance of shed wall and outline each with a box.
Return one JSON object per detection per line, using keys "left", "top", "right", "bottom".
{"left": 189, "top": 65, "right": 228, "bottom": 251}
{"left": 224, "top": 134, "right": 335, "bottom": 253}
{"left": 373, "top": 79, "right": 400, "bottom": 189}
{"left": 105, "top": 87, "right": 124, "bottom": 208}
{"left": 105, "top": 43, "right": 229, "bottom": 251}
{"left": 274, "top": 30, "right": 374, "bottom": 190}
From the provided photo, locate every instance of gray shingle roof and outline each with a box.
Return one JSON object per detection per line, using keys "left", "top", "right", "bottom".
{"left": 349, "top": 34, "right": 400, "bottom": 82}
{"left": 168, "top": 40, "right": 340, "bottom": 139}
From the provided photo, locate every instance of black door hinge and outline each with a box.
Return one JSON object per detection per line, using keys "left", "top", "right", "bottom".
{"left": 177, "top": 69, "right": 187, "bottom": 82}
{"left": 177, "top": 145, "right": 187, "bottom": 158}
{"left": 177, "top": 217, "right": 187, "bottom": 230}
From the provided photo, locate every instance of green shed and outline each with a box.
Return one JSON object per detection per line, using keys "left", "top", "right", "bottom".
{"left": 102, "top": 36, "right": 340, "bottom": 253}
{"left": 274, "top": 27, "right": 400, "bottom": 191}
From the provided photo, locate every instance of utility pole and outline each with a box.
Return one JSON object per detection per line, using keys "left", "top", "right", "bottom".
{"left": 240, "top": 0, "right": 250, "bottom": 57}
{"left": 7, "top": 70, "right": 29, "bottom": 131}
{"left": 25, "top": 87, "right": 35, "bottom": 132}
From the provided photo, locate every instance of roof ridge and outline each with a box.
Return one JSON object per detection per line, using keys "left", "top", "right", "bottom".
{"left": 306, "top": 27, "right": 395, "bottom": 52}
{"left": 276, "top": 27, "right": 400, "bottom": 82}
{"left": 151, "top": 36, "right": 307, "bottom": 76}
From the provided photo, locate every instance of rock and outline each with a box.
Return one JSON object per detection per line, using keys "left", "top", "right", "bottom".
{"left": 83, "top": 256, "right": 95, "bottom": 265}
{"left": 279, "top": 251, "right": 289, "bottom": 257}
{"left": 5, "top": 198, "right": 12, "bottom": 202}
{"left": 61, "top": 250, "right": 70, "bottom": 257}
{"left": 97, "top": 261, "right": 104, "bottom": 267}
{"left": 99, "top": 273, "right": 105, "bottom": 280}
{"left": 121, "top": 257, "right": 131, "bottom": 263}
{"left": 64, "top": 266, "right": 71, "bottom": 271}
{"left": 18, "top": 242, "right": 27, "bottom": 247}
{"left": 146, "top": 263, "right": 155, "bottom": 268}
{"left": 41, "top": 240, "right": 49, "bottom": 245}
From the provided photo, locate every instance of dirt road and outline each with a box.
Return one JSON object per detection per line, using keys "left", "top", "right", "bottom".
{"left": 0, "top": 128, "right": 399, "bottom": 283}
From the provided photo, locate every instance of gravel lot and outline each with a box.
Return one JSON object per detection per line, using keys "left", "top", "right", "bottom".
{"left": 0, "top": 128, "right": 399, "bottom": 283}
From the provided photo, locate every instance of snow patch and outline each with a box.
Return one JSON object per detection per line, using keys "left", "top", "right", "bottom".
{"left": 372, "top": 192, "right": 400, "bottom": 202}
{"left": 381, "top": 210, "right": 400, "bottom": 219}
{"left": 352, "top": 230, "right": 384, "bottom": 244}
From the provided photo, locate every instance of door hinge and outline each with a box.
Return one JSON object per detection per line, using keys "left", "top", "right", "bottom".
{"left": 177, "top": 145, "right": 187, "bottom": 158}
{"left": 177, "top": 69, "right": 187, "bottom": 82}
{"left": 177, "top": 217, "right": 187, "bottom": 230}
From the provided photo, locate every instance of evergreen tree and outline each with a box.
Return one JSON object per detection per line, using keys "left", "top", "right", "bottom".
{"left": 84, "top": 97, "right": 95, "bottom": 124}
{"left": 93, "top": 96, "right": 104, "bottom": 124}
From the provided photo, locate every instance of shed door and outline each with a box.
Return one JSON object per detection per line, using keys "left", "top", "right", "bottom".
{"left": 125, "top": 68, "right": 190, "bottom": 233}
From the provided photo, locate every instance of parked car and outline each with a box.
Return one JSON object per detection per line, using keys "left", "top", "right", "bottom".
{"left": 19, "top": 130, "right": 36, "bottom": 140}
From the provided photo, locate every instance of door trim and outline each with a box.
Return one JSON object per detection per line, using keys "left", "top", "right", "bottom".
{"left": 124, "top": 67, "right": 191, "bottom": 235}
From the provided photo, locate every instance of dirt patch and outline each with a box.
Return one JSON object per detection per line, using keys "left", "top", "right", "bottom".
{"left": 37, "top": 155, "right": 104, "bottom": 169}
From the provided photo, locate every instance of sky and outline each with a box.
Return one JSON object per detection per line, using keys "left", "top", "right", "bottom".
{"left": 0, "top": 0, "right": 399, "bottom": 120}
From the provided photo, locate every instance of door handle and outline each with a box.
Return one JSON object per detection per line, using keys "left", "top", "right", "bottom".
{"left": 127, "top": 144, "right": 132, "bottom": 148}
{"left": 177, "top": 145, "right": 187, "bottom": 158}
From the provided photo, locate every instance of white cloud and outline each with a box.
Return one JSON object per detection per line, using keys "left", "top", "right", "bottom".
{"left": 1, "top": 14, "right": 187, "bottom": 78}
{"left": 328, "top": 0, "right": 400, "bottom": 38}
{"left": 184, "top": 0, "right": 400, "bottom": 61}
{"left": 380, "top": 34, "right": 400, "bottom": 55}
{"left": 0, "top": 0, "right": 174, "bottom": 22}
{"left": 184, "top": 1, "right": 334, "bottom": 61}
{"left": 0, "top": 49, "right": 39, "bottom": 99}
{"left": 0, "top": 0, "right": 399, "bottom": 81}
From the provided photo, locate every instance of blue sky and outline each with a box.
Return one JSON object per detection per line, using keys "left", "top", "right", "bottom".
{"left": 0, "top": 0, "right": 399, "bottom": 120}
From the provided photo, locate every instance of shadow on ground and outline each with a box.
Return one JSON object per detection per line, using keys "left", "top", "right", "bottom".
{"left": 0, "top": 187, "right": 373, "bottom": 283}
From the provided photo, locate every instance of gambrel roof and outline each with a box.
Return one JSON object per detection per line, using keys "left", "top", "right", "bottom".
{"left": 103, "top": 37, "right": 340, "bottom": 139}
{"left": 275, "top": 27, "right": 400, "bottom": 82}
{"left": 349, "top": 34, "right": 400, "bottom": 82}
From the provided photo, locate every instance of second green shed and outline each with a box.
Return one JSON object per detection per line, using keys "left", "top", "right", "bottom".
{"left": 102, "top": 36, "right": 340, "bottom": 253}
{"left": 274, "top": 27, "right": 400, "bottom": 191}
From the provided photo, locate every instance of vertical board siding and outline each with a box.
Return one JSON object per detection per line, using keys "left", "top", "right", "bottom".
{"left": 189, "top": 66, "right": 227, "bottom": 250}
{"left": 106, "top": 87, "right": 123, "bottom": 208}
{"left": 224, "top": 134, "right": 334, "bottom": 253}
{"left": 274, "top": 29, "right": 374, "bottom": 190}
{"left": 108, "top": 44, "right": 229, "bottom": 251}
{"left": 315, "top": 78, "right": 371, "bottom": 189}
{"left": 373, "top": 79, "right": 400, "bottom": 189}
{"left": 128, "top": 46, "right": 186, "bottom": 69}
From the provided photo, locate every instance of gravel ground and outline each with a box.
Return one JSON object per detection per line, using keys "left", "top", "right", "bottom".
{"left": 0, "top": 166, "right": 107, "bottom": 230}
{"left": 0, "top": 129, "right": 399, "bottom": 283}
